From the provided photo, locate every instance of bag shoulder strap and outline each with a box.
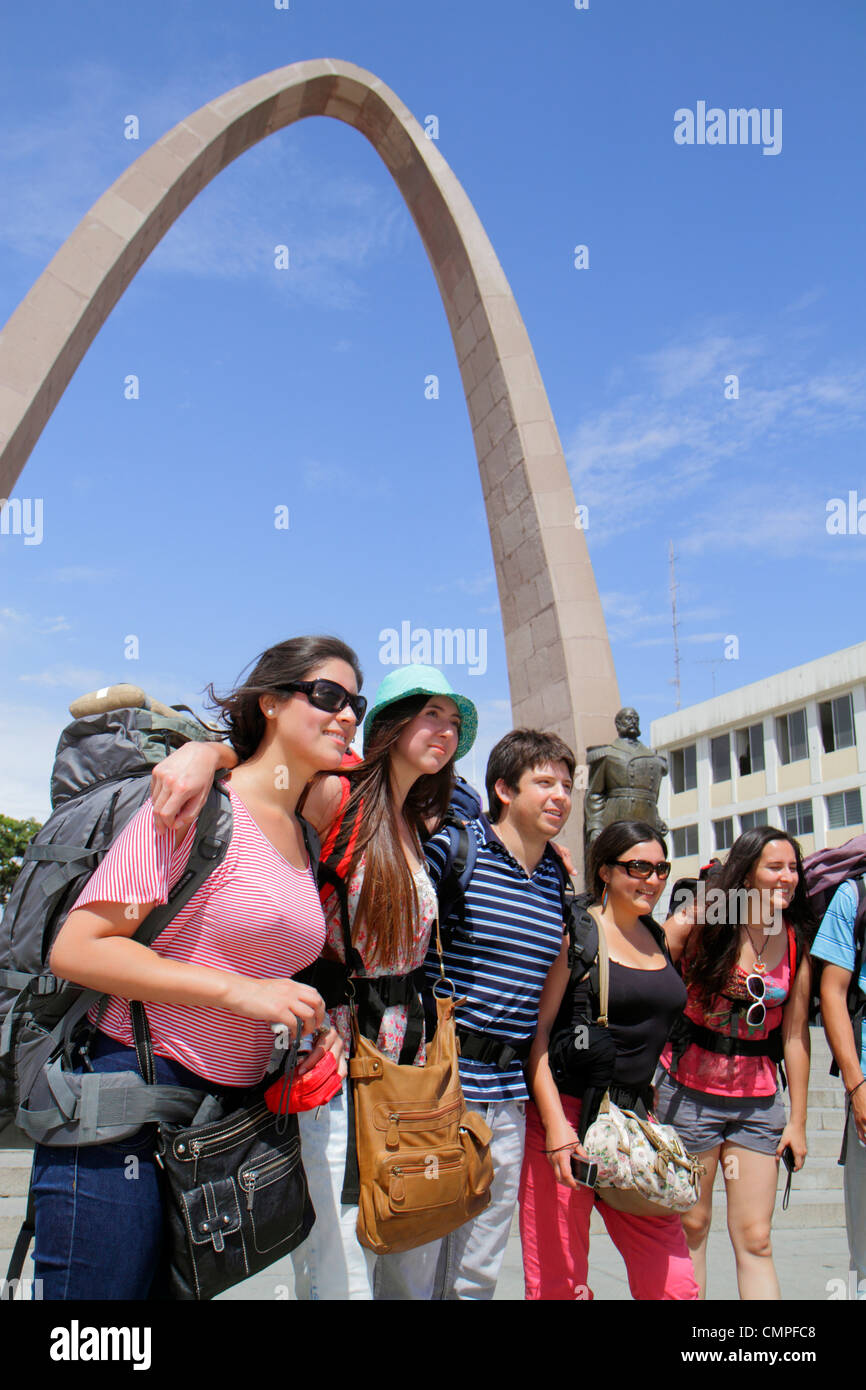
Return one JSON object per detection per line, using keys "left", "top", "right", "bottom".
{"left": 595, "top": 911, "right": 610, "bottom": 1028}
{"left": 298, "top": 813, "right": 321, "bottom": 882}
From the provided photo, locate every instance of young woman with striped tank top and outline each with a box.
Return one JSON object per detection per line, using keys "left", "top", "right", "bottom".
{"left": 37, "top": 635, "right": 362, "bottom": 1299}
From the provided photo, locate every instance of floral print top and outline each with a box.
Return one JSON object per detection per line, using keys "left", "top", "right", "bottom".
{"left": 325, "top": 853, "right": 438, "bottom": 1066}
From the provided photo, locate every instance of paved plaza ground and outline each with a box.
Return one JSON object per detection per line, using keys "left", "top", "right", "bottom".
{"left": 2, "top": 1027, "right": 856, "bottom": 1304}
{"left": 213, "top": 1215, "right": 851, "bottom": 1303}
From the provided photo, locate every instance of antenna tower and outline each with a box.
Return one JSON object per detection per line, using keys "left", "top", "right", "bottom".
{"left": 669, "top": 540, "right": 681, "bottom": 711}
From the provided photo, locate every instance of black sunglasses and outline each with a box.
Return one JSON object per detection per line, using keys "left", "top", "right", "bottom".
{"left": 279, "top": 680, "right": 367, "bottom": 722}
{"left": 609, "top": 858, "right": 672, "bottom": 881}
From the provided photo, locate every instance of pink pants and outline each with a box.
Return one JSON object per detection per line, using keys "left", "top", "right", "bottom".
{"left": 518, "top": 1097, "right": 700, "bottom": 1301}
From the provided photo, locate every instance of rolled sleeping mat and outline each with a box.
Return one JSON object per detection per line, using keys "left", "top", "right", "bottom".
{"left": 69, "top": 684, "right": 177, "bottom": 719}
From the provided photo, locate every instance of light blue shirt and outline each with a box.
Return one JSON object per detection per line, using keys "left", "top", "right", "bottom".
{"left": 811, "top": 880, "right": 866, "bottom": 1073}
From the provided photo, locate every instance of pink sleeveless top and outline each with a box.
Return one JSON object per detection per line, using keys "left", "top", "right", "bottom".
{"left": 660, "top": 925, "right": 795, "bottom": 1097}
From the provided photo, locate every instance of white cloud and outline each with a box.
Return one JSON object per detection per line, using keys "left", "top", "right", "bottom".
{"left": 18, "top": 667, "right": 107, "bottom": 689}
{"left": 784, "top": 287, "right": 824, "bottom": 314}
{"left": 567, "top": 325, "right": 866, "bottom": 547}
{"left": 0, "top": 60, "right": 412, "bottom": 312}
{"left": 0, "top": 606, "right": 71, "bottom": 637}
{"left": 47, "top": 566, "right": 117, "bottom": 584}
{"left": 638, "top": 334, "right": 763, "bottom": 399}
{"left": 302, "top": 459, "right": 353, "bottom": 491}
{"left": 677, "top": 483, "right": 822, "bottom": 557}
{"left": 428, "top": 572, "right": 496, "bottom": 597}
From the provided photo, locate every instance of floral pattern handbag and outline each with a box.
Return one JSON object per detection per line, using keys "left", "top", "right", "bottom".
{"left": 580, "top": 920, "right": 704, "bottom": 1217}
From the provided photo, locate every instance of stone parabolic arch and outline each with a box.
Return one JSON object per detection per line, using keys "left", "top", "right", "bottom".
{"left": 0, "top": 58, "right": 620, "bottom": 861}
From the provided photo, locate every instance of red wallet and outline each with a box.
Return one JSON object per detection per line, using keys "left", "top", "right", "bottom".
{"left": 264, "top": 1050, "right": 342, "bottom": 1115}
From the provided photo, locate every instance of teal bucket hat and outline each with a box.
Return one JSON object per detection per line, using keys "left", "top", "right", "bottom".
{"left": 363, "top": 664, "right": 478, "bottom": 761}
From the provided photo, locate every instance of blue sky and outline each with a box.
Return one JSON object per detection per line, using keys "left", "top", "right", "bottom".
{"left": 1, "top": 0, "right": 864, "bottom": 820}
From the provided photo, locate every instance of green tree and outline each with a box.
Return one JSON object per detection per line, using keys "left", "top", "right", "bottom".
{"left": 0, "top": 813, "right": 42, "bottom": 906}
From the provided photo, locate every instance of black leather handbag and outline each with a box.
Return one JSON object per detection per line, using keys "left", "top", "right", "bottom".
{"left": 151, "top": 1012, "right": 315, "bottom": 1301}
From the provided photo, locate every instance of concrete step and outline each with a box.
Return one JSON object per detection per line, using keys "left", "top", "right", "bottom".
{"left": 807, "top": 1086, "right": 847, "bottom": 1109}
{"left": 0, "top": 1197, "right": 27, "bottom": 1250}
{"left": 706, "top": 1157, "right": 843, "bottom": 1194}
{"left": 711, "top": 1186, "right": 845, "bottom": 1226}
{"left": 808, "top": 1130, "right": 846, "bottom": 1156}
{"left": 775, "top": 1160, "right": 842, "bottom": 1191}
{"left": 809, "top": 1107, "right": 846, "bottom": 1131}
{"left": 0, "top": 1153, "right": 31, "bottom": 1198}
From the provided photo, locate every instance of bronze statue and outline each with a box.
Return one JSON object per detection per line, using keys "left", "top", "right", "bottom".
{"left": 584, "top": 707, "right": 668, "bottom": 850}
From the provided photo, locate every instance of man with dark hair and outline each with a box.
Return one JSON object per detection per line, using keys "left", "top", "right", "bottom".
{"left": 375, "top": 729, "right": 575, "bottom": 1301}
{"left": 485, "top": 729, "right": 576, "bottom": 824}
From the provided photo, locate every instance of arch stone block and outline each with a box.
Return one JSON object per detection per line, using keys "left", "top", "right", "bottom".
{"left": 0, "top": 58, "right": 620, "bottom": 862}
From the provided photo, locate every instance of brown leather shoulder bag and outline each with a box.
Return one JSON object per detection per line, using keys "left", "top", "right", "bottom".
{"left": 350, "top": 984, "right": 494, "bottom": 1255}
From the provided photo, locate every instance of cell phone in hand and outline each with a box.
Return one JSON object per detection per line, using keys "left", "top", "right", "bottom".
{"left": 780, "top": 1144, "right": 795, "bottom": 1173}
{"left": 570, "top": 1154, "right": 599, "bottom": 1188}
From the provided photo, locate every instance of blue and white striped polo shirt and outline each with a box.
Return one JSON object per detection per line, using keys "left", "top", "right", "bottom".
{"left": 423, "top": 816, "right": 566, "bottom": 1104}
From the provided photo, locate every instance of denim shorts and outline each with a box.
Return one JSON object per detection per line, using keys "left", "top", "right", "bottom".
{"left": 654, "top": 1069, "right": 785, "bottom": 1156}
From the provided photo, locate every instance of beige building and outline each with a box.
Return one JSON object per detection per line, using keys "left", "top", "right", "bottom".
{"left": 651, "top": 642, "right": 866, "bottom": 883}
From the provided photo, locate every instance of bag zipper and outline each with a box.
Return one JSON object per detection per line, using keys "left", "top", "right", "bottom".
{"left": 389, "top": 1152, "right": 463, "bottom": 1203}
{"left": 174, "top": 1102, "right": 272, "bottom": 1178}
{"left": 238, "top": 1141, "right": 300, "bottom": 1210}
{"left": 384, "top": 1099, "right": 461, "bottom": 1148}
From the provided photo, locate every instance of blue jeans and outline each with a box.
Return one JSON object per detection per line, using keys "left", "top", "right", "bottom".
{"left": 31, "top": 1033, "right": 236, "bottom": 1301}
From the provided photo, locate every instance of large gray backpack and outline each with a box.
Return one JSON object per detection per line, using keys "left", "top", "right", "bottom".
{"left": 0, "top": 691, "right": 234, "bottom": 1147}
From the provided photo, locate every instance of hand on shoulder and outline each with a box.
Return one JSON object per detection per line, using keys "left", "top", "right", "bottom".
{"left": 302, "top": 773, "right": 349, "bottom": 836}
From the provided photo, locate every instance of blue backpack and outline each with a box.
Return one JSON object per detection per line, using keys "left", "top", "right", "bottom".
{"left": 429, "top": 777, "right": 484, "bottom": 934}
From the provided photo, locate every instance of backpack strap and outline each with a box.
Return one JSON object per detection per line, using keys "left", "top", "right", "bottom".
{"left": 669, "top": 925, "right": 797, "bottom": 1083}
{"left": 318, "top": 775, "right": 352, "bottom": 862}
{"left": 5, "top": 1180, "right": 35, "bottom": 1284}
{"left": 849, "top": 877, "right": 866, "bottom": 1008}
{"left": 432, "top": 812, "right": 477, "bottom": 944}
{"left": 13, "top": 781, "right": 234, "bottom": 1144}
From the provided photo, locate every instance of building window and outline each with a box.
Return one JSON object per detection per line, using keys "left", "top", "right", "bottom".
{"left": 736, "top": 723, "right": 765, "bottom": 776}
{"left": 710, "top": 733, "right": 731, "bottom": 784}
{"left": 826, "top": 788, "right": 864, "bottom": 830}
{"left": 713, "top": 817, "right": 734, "bottom": 851}
{"left": 820, "top": 693, "right": 856, "bottom": 753}
{"left": 672, "top": 824, "right": 699, "bottom": 858}
{"left": 740, "top": 809, "right": 769, "bottom": 833}
{"left": 781, "top": 799, "right": 814, "bottom": 837}
{"left": 670, "top": 744, "right": 697, "bottom": 794}
{"left": 776, "top": 708, "right": 809, "bottom": 765}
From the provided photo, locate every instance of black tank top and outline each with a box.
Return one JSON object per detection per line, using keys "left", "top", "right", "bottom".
{"left": 604, "top": 960, "right": 687, "bottom": 1088}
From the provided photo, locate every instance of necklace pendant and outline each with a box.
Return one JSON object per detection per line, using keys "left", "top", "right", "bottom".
{"left": 753, "top": 960, "right": 766, "bottom": 974}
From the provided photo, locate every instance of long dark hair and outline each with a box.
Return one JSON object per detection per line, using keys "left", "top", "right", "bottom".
{"left": 586, "top": 820, "right": 668, "bottom": 903}
{"left": 688, "top": 826, "right": 815, "bottom": 1004}
{"left": 204, "top": 635, "right": 363, "bottom": 762}
{"left": 326, "top": 693, "right": 456, "bottom": 968}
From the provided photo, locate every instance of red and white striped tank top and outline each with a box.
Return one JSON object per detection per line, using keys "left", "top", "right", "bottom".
{"left": 73, "top": 784, "right": 326, "bottom": 1085}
